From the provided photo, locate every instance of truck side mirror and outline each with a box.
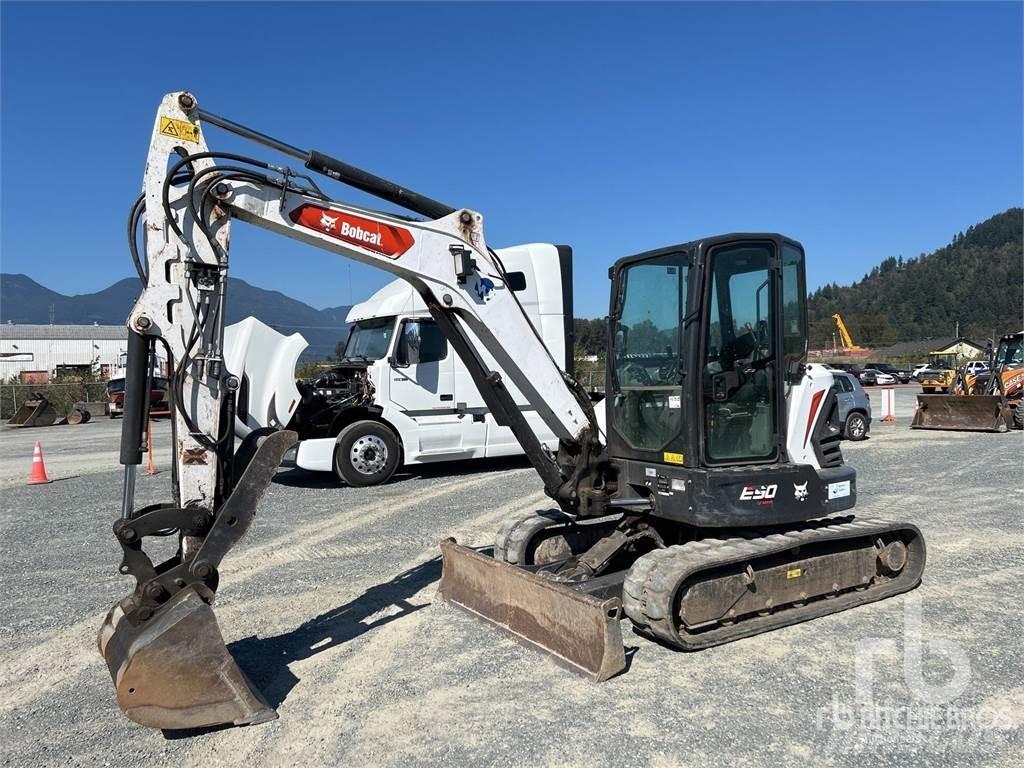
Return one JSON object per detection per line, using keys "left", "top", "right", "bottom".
{"left": 389, "top": 354, "right": 409, "bottom": 369}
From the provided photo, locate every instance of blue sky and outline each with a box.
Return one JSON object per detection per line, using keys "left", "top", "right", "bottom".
{"left": 2, "top": 1, "right": 1021, "bottom": 318}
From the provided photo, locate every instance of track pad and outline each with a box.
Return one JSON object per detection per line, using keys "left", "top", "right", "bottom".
{"left": 98, "top": 587, "right": 275, "bottom": 729}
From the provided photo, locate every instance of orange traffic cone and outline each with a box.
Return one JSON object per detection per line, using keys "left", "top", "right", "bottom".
{"left": 29, "top": 441, "right": 50, "bottom": 485}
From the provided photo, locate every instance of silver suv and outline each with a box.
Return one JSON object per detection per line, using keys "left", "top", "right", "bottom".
{"left": 830, "top": 371, "right": 872, "bottom": 440}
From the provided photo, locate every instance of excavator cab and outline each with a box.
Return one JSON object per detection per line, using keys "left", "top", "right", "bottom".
{"left": 602, "top": 236, "right": 850, "bottom": 526}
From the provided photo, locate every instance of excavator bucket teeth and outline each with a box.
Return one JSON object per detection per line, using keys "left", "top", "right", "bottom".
{"left": 98, "top": 587, "right": 275, "bottom": 730}
{"left": 436, "top": 538, "right": 627, "bottom": 682}
{"left": 912, "top": 394, "right": 1011, "bottom": 432}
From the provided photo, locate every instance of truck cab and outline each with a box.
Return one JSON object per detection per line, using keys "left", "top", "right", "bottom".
{"left": 227, "top": 243, "right": 574, "bottom": 485}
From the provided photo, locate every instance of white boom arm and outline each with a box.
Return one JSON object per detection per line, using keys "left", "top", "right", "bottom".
{"left": 127, "top": 93, "right": 594, "bottom": 519}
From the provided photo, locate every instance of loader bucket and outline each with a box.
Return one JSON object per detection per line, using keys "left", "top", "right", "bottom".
{"left": 436, "top": 538, "right": 627, "bottom": 682}
{"left": 6, "top": 395, "right": 56, "bottom": 428}
{"left": 98, "top": 587, "right": 275, "bottom": 730}
{"left": 911, "top": 394, "right": 1011, "bottom": 432}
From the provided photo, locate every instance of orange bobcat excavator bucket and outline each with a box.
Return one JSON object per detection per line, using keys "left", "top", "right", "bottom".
{"left": 98, "top": 430, "right": 295, "bottom": 730}
{"left": 912, "top": 394, "right": 1011, "bottom": 432}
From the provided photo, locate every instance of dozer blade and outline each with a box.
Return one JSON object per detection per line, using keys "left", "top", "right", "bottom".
{"left": 912, "top": 394, "right": 1011, "bottom": 432}
{"left": 98, "top": 586, "right": 275, "bottom": 730}
{"left": 436, "top": 538, "right": 627, "bottom": 682}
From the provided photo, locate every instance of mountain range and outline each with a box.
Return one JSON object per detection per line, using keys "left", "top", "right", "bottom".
{"left": 0, "top": 274, "right": 352, "bottom": 359}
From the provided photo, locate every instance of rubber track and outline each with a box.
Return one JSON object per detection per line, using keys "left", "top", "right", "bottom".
{"left": 622, "top": 516, "right": 925, "bottom": 650}
{"left": 493, "top": 509, "right": 574, "bottom": 565}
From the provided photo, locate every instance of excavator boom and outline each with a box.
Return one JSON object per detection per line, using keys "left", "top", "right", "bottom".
{"left": 102, "top": 93, "right": 609, "bottom": 728}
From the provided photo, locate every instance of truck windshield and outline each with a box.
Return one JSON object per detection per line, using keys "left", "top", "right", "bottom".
{"left": 343, "top": 317, "right": 396, "bottom": 361}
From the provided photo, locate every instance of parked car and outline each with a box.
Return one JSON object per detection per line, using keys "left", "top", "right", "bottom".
{"left": 859, "top": 369, "right": 896, "bottom": 386}
{"left": 962, "top": 360, "right": 990, "bottom": 376}
{"left": 831, "top": 371, "right": 871, "bottom": 440}
{"left": 870, "top": 363, "right": 911, "bottom": 384}
{"left": 829, "top": 362, "right": 866, "bottom": 381}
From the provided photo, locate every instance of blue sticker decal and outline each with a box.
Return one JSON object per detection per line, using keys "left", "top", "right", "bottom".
{"left": 474, "top": 277, "right": 495, "bottom": 301}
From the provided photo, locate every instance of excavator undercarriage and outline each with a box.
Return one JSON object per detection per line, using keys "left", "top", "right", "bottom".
{"left": 100, "top": 92, "right": 926, "bottom": 730}
{"left": 440, "top": 507, "right": 924, "bottom": 678}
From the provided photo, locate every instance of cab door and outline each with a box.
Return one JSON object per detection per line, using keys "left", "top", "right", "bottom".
{"left": 389, "top": 318, "right": 462, "bottom": 454}
{"left": 699, "top": 241, "right": 780, "bottom": 465}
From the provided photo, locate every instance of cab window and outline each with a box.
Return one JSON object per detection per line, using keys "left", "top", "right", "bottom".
{"left": 395, "top": 319, "right": 447, "bottom": 366}
{"left": 832, "top": 374, "right": 853, "bottom": 393}
{"left": 702, "top": 243, "right": 777, "bottom": 463}
{"left": 610, "top": 252, "right": 687, "bottom": 451}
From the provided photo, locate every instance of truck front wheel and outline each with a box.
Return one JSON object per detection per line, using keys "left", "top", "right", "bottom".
{"left": 333, "top": 420, "right": 401, "bottom": 486}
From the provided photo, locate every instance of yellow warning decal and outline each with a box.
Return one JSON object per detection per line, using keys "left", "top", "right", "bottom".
{"left": 663, "top": 452, "right": 684, "bottom": 465}
{"left": 786, "top": 568, "right": 802, "bottom": 580}
{"left": 159, "top": 116, "right": 200, "bottom": 144}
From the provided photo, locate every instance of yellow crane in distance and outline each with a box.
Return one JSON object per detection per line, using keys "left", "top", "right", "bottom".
{"left": 832, "top": 313, "right": 864, "bottom": 352}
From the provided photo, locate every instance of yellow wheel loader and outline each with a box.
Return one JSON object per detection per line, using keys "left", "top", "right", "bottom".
{"left": 98, "top": 93, "right": 926, "bottom": 730}
{"left": 912, "top": 333, "right": 1023, "bottom": 432}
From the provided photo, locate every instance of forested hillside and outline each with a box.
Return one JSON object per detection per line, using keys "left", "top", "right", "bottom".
{"left": 807, "top": 208, "right": 1023, "bottom": 348}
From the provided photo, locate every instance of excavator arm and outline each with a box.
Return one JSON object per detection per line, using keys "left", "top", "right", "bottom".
{"left": 99, "top": 92, "right": 609, "bottom": 729}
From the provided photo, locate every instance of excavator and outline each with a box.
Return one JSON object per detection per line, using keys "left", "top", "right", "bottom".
{"left": 99, "top": 92, "right": 926, "bottom": 730}
{"left": 912, "top": 331, "right": 1023, "bottom": 432}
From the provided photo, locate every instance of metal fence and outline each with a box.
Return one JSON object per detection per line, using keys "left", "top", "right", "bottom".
{"left": 0, "top": 382, "right": 109, "bottom": 421}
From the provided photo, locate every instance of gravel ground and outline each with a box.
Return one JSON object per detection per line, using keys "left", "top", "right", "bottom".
{"left": 1, "top": 388, "right": 1021, "bottom": 767}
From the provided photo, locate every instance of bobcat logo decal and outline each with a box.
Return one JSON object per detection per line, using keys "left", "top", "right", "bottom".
{"left": 793, "top": 481, "right": 809, "bottom": 502}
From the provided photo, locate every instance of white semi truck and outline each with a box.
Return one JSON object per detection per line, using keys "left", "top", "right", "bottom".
{"left": 225, "top": 243, "right": 574, "bottom": 485}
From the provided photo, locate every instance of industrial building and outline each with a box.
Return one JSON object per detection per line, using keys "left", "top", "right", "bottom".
{"left": 0, "top": 323, "right": 128, "bottom": 383}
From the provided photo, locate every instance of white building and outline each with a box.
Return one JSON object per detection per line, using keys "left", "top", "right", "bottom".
{"left": 0, "top": 323, "right": 128, "bottom": 382}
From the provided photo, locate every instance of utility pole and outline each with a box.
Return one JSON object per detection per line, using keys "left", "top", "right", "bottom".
{"left": 955, "top": 320, "right": 959, "bottom": 339}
